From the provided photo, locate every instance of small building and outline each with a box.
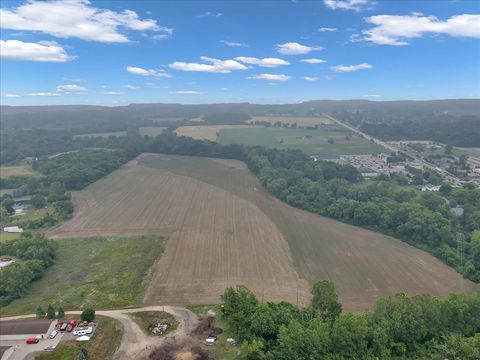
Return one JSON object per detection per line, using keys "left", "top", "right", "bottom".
{"left": 3, "top": 226, "right": 24, "bottom": 233}
{"left": 0, "top": 257, "right": 16, "bottom": 268}
{"left": 450, "top": 207, "right": 464, "bottom": 217}
{"left": 421, "top": 184, "right": 441, "bottom": 192}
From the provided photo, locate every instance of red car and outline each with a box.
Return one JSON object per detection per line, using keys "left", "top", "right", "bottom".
{"left": 26, "top": 338, "right": 39, "bottom": 344}
{"left": 66, "top": 320, "right": 77, "bottom": 332}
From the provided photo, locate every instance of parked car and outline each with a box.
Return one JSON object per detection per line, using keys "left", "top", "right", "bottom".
{"left": 206, "top": 335, "right": 217, "bottom": 345}
{"left": 66, "top": 320, "right": 77, "bottom": 332}
{"left": 59, "top": 322, "right": 68, "bottom": 332}
{"left": 49, "top": 330, "right": 58, "bottom": 339}
{"left": 26, "top": 338, "right": 39, "bottom": 344}
{"left": 44, "top": 345, "right": 56, "bottom": 351}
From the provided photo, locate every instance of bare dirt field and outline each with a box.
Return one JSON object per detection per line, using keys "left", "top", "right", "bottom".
{"left": 175, "top": 125, "right": 262, "bottom": 141}
{"left": 48, "top": 154, "right": 476, "bottom": 312}
{"left": 0, "top": 319, "right": 52, "bottom": 335}
{"left": 248, "top": 115, "right": 334, "bottom": 127}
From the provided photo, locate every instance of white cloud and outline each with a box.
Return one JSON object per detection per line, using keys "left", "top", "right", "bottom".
{"left": 28, "top": 92, "right": 60, "bottom": 96}
{"left": 199, "top": 11, "right": 222, "bottom": 18}
{"left": 104, "top": 91, "right": 123, "bottom": 95}
{"left": 0, "top": 0, "right": 172, "bottom": 43}
{"left": 318, "top": 27, "right": 338, "bottom": 32}
{"left": 363, "top": 94, "right": 381, "bottom": 97}
{"left": 63, "top": 77, "right": 82, "bottom": 82}
{"left": 122, "top": 84, "right": 138, "bottom": 90}
{"left": 324, "top": 0, "right": 371, "bottom": 11}
{"left": 126, "top": 66, "right": 171, "bottom": 78}
{"left": 57, "top": 84, "right": 86, "bottom": 91}
{"left": 362, "top": 13, "right": 480, "bottom": 45}
{"left": 220, "top": 87, "right": 229, "bottom": 91}
{"left": 304, "top": 76, "right": 320, "bottom": 81}
{"left": 300, "top": 58, "right": 327, "bottom": 64}
{"left": 170, "top": 90, "right": 201, "bottom": 94}
{"left": 248, "top": 74, "right": 291, "bottom": 81}
{"left": 0, "top": 39, "right": 73, "bottom": 62}
{"left": 221, "top": 40, "right": 248, "bottom": 47}
{"left": 170, "top": 56, "right": 247, "bottom": 73}
{"left": 235, "top": 56, "right": 290, "bottom": 67}
{"left": 276, "top": 42, "right": 323, "bottom": 55}
{"left": 4, "top": 93, "right": 20, "bottom": 98}
{"left": 331, "top": 63, "right": 372, "bottom": 72}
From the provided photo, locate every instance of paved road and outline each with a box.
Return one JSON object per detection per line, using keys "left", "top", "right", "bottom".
{"left": 0, "top": 306, "right": 199, "bottom": 360}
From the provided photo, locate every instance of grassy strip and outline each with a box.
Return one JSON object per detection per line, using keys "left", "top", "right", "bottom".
{"left": 35, "top": 316, "right": 123, "bottom": 360}
{"left": 1, "top": 235, "right": 165, "bottom": 316}
{"left": 130, "top": 311, "right": 178, "bottom": 336}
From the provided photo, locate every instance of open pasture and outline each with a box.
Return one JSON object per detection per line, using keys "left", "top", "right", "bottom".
{"left": 217, "top": 127, "right": 385, "bottom": 155}
{"left": 48, "top": 154, "right": 475, "bottom": 312}
{"left": 0, "top": 165, "right": 38, "bottom": 179}
{"left": 175, "top": 125, "right": 262, "bottom": 141}
{"left": 249, "top": 115, "right": 334, "bottom": 127}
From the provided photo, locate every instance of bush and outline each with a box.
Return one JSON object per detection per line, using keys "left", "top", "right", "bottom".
{"left": 81, "top": 308, "right": 95, "bottom": 322}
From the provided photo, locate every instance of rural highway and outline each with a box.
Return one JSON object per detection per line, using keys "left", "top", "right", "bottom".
{"left": 323, "top": 113, "right": 398, "bottom": 153}
{"left": 0, "top": 306, "right": 199, "bottom": 360}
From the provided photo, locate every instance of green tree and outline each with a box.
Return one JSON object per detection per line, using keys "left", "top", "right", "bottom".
{"left": 30, "top": 194, "right": 46, "bottom": 209}
{"left": 57, "top": 306, "right": 65, "bottom": 319}
{"left": 238, "top": 339, "right": 267, "bottom": 360}
{"left": 310, "top": 280, "right": 341, "bottom": 322}
{"left": 81, "top": 308, "right": 95, "bottom": 322}
{"left": 47, "top": 304, "right": 56, "bottom": 319}
{"left": 36, "top": 305, "right": 46, "bottom": 318}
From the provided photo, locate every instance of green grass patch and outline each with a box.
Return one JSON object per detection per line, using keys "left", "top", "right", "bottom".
{"left": 0, "top": 165, "right": 39, "bottom": 179}
{"left": 35, "top": 315, "right": 123, "bottom": 360}
{"left": 217, "top": 127, "right": 385, "bottom": 155}
{"left": 139, "top": 126, "right": 166, "bottom": 137}
{"left": 0, "top": 232, "right": 21, "bottom": 243}
{"left": 1, "top": 235, "right": 165, "bottom": 316}
{"left": 130, "top": 311, "right": 178, "bottom": 336}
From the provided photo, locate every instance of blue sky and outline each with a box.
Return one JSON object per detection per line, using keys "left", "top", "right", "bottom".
{"left": 1, "top": 0, "right": 479, "bottom": 105}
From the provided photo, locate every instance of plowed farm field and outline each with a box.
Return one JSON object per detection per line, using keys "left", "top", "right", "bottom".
{"left": 48, "top": 154, "right": 476, "bottom": 311}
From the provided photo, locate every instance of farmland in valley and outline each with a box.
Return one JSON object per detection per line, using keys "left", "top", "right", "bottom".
{"left": 48, "top": 154, "right": 476, "bottom": 311}
{"left": 175, "top": 125, "right": 262, "bottom": 141}
{"left": 217, "top": 126, "right": 385, "bottom": 155}
{"left": 248, "top": 115, "right": 334, "bottom": 127}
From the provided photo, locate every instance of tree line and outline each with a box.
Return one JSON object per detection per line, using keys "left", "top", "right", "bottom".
{"left": 0, "top": 233, "right": 56, "bottom": 306}
{"left": 221, "top": 283, "right": 480, "bottom": 360}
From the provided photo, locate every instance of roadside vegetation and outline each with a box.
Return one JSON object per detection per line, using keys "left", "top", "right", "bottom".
{"left": 35, "top": 315, "right": 122, "bottom": 360}
{"left": 1, "top": 235, "right": 165, "bottom": 316}
{"left": 220, "top": 283, "right": 480, "bottom": 360}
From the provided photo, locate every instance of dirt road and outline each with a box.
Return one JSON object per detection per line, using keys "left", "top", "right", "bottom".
{"left": 0, "top": 306, "right": 199, "bottom": 360}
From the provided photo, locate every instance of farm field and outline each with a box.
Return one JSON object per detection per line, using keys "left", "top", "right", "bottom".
{"left": 139, "top": 126, "right": 166, "bottom": 137}
{"left": 217, "top": 126, "right": 385, "bottom": 155}
{"left": 249, "top": 115, "right": 334, "bottom": 127}
{"left": 0, "top": 165, "right": 38, "bottom": 179}
{"left": 1, "top": 235, "right": 165, "bottom": 316}
{"left": 175, "top": 125, "right": 262, "bottom": 141}
{"left": 47, "top": 154, "right": 475, "bottom": 312}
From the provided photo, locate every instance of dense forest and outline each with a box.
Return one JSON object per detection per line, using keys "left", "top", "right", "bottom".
{"left": 221, "top": 283, "right": 480, "bottom": 359}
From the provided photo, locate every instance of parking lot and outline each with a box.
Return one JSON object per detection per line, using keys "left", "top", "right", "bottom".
{"left": 0, "top": 318, "right": 63, "bottom": 360}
